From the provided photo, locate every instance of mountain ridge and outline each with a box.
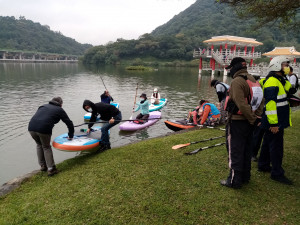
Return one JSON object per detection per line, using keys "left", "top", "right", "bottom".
{"left": 0, "top": 16, "right": 92, "bottom": 55}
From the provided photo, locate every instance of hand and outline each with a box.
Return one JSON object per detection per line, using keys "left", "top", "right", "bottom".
{"left": 86, "top": 128, "right": 91, "bottom": 134}
{"left": 269, "top": 126, "right": 279, "bottom": 134}
{"left": 109, "top": 118, "right": 115, "bottom": 124}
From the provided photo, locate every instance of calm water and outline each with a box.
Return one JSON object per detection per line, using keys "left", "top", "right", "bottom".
{"left": 0, "top": 63, "right": 227, "bottom": 185}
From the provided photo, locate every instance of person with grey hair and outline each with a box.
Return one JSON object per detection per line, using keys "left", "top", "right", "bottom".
{"left": 28, "top": 97, "right": 74, "bottom": 176}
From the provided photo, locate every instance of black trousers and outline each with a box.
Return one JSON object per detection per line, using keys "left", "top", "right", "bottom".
{"left": 258, "top": 129, "right": 285, "bottom": 177}
{"left": 251, "top": 126, "right": 265, "bottom": 157}
{"left": 226, "top": 120, "right": 254, "bottom": 185}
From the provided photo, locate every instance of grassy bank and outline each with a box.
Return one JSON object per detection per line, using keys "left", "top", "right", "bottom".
{"left": 0, "top": 111, "right": 299, "bottom": 224}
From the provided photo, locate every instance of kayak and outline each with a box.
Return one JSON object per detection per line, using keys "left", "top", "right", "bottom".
{"left": 52, "top": 126, "right": 107, "bottom": 152}
{"left": 149, "top": 98, "right": 167, "bottom": 112}
{"left": 84, "top": 102, "right": 120, "bottom": 121}
{"left": 164, "top": 119, "right": 196, "bottom": 132}
{"left": 119, "top": 111, "right": 161, "bottom": 131}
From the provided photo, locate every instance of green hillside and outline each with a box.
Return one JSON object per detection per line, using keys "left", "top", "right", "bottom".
{"left": 0, "top": 16, "right": 92, "bottom": 55}
{"left": 82, "top": 0, "right": 299, "bottom": 65}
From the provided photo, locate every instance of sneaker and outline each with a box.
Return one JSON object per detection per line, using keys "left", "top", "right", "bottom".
{"left": 271, "top": 175, "right": 293, "bottom": 185}
{"left": 96, "top": 144, "right": 111, "bottom": 153}
{"left": 40, "top": 165, "right": 47, "bottom": 172}
{"left": 48, "top": 167, "right": 59, "bottom": 177}
{"left": 220, "top": 179, "right": 242, "bottom": 189}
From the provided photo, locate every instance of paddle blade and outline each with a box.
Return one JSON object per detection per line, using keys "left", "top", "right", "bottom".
{"left": 172, "top": 143, "right": 191, "bottom": 150}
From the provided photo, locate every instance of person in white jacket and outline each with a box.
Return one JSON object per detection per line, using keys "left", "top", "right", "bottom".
{"left": 151, "top": 88, "right": 161, "bottom": 105}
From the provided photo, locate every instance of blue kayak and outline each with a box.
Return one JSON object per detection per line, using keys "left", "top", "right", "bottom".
{"left": 53, "top": 126, "right": 106, "bottom": 152}
{"left": 148, "top": 98, "right": 167, "bottom": 112}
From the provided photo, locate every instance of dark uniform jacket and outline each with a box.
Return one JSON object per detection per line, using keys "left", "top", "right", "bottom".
{"left": 28, "top": 100, "right": 74, "bottom": 138}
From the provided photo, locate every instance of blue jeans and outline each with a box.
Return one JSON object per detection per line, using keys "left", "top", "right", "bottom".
{"left": 101, "top": 112, "right": 122, "bottom": 145}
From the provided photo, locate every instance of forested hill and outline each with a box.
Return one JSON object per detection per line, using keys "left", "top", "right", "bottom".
{"left": 83, "top": 0, "right": 299, "bottom": 65}
{"left": 151, "top": 0, "right": 299, "bottom": 51}
{"left": 0, "top": 16, "right": 92, "bottom": 55}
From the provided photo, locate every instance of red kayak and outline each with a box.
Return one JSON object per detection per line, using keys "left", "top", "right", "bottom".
{"left": 164, "top": 119, "right": 196, "bottom": 132}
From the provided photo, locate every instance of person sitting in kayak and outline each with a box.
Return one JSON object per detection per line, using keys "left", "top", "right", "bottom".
{"left": 101, "top": 90, "right": 114, "bottom": 104}
{"left": 198, "top": 100, "right": 221, "bottom": 126}
{"left": 151, "top": 88, "right": 160, "bottom": 105}
{"left": 134, "top": 93, "right": 150, "bottom": 124}
{"left": 188, "top": 101, "right": 204, "bottom": 125}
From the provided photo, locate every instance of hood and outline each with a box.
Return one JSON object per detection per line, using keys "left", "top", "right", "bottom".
{"left": 83, "top": 100, "right": 96, "bottom": 112}
{"left": 49, "top": 100, "right": 61, "bottom": 107}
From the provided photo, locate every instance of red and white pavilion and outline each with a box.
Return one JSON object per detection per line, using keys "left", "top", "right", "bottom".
{"left": 194, "top": 35, "right": 263, "bottom": 76}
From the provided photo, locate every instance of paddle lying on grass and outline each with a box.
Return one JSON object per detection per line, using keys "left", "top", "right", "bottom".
{"left": 199, "top": 125, "right": 226, "bottom": 131}
{"left": 172, "top": 136, "right": 225, "bottom": 149}
{"left": 184, "top": 142, "right": 226, "bottom": 155}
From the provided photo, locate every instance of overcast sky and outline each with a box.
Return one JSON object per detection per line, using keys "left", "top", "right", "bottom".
{"left": 0, "top": 0, "right": 196, "bottom": 45}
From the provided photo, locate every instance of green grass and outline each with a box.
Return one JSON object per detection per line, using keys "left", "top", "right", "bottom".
{"left": 0, "top": 111, "right": 299, "bottom": 224}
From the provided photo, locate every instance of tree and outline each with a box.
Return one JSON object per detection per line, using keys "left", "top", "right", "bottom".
{"left": 217, "top": 0, "right": 300, "bottom": 31}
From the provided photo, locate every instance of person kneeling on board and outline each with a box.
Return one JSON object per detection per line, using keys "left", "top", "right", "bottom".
{"left": 28, "top": 97, "right": 74, "bottom": 176}
{"left": 134, "top": 93, "right": 150, "bottom": 124}
{"left": 83, "top": 100, "right": 122, "bottom": 151}
{"left": 188, "top": 101, "right": 204, "bottom": 125}
{"left": 151, "top": 88, "right": 160, "bottom": 105}
{"left": 198, "top": 100, "right": 221, "bottom": 126}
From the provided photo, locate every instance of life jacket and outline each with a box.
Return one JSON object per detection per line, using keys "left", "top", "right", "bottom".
{"left": 224, "top": 76, "right": 263, "bottom": 115}
{"left": 216, "top": 81, "right": 229, "bottom": 93}
{"left": 203, "top": 103, "right": 220, "bottom": 117}
{"left": 153, "top": 93, "right": 159, "bottom": 98}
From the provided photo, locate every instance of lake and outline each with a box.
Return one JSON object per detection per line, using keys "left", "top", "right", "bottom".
{"left": 0, "top": 63, "right": 227, "bottom": 185}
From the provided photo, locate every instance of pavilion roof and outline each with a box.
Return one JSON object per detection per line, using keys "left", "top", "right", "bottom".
{"left": 203, "top": 35, "right": 263, "bottom": 47}
{"left": 262, "top": 47, "right": 300, "bottom": 58}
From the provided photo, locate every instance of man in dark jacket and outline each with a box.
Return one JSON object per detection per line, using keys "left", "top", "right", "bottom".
{"left": 101, "top": 90, "right": 114, "bottom": 104}
{"left": 28, "top": 97, "right": 74, "bottom": 176}
{"left": 83, "top": 100, "right": 122, "bottom": 151}
{"left": 221, "top": 57, "right": 264, "bottom": 189}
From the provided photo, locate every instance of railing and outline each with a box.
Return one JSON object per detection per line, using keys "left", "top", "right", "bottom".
{"left": 193, "top": 49, "right": 261, "bottom": 59}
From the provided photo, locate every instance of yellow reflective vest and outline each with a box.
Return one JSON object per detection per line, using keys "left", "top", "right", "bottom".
{"left": 261, "top": 73, "right": 292, "bottom": 129}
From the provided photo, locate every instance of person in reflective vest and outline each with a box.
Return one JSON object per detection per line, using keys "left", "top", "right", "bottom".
{"left": 258, "top": 56, "right": 293, "bottom": 185}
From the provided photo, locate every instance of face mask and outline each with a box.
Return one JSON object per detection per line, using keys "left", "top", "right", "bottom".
{"left": 283, "top": 67, "right": 290, "bottom": 75}
{"left": 87, "top": 108, "right": 92, "bottom": 112}
{"left": 140, "top": 98, "right": 145, "bottom": 101}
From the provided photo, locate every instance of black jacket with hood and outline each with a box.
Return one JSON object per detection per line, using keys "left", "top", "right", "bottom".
{"left": 83, "top": 100, "right": 120, "bottom": 128}
{"left": 28, "top": 99, "right": 74, "bottom": 138}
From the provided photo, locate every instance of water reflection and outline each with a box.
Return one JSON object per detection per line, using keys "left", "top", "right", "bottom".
{"left": 0, "top": 63, "right": 230, "bottom": 185}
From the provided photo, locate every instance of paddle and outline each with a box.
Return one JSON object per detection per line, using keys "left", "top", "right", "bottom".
{"left": 172, "top": 135, "right": 225, "bottom": 149}
{"left": 198, "top": 125, "right": 226, "bottom": 131}
{"left": 184, "top": 142, "right": 226, "bottom": 155}
{"left": 99, "top": 71, "right": 108, "bottom": 91}
{"left": 74, "top": 118, "right": 162, "bottom": 127}
{"left": 130, "top": 83, "right": 138, "bottom": 120}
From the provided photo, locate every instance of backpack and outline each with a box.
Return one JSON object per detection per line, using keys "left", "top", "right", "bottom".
{"left": 224, "top": 76, "right": 263, "bottom": 114}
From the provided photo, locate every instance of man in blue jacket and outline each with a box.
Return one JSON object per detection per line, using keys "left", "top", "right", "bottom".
{"left": 28, "top": 97, "right": 74, "bottom": 176}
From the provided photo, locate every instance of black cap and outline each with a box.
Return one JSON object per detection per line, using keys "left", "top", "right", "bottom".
{"left": 210, "top": 79, "right": 218, "bottom": 87}
{"left": 225, "top": 57, "right": 246, "bottom": 69}
{"left": 140, "top": 93, "right": 147, "bottom": 98}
